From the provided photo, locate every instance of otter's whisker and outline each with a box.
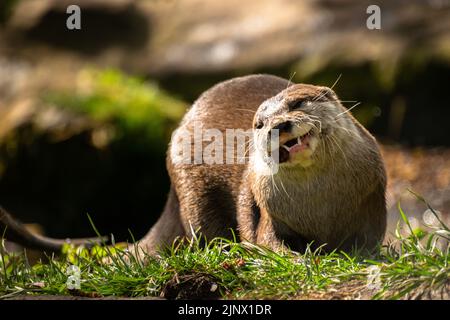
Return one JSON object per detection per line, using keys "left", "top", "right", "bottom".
{"left": 327, "top": 135, "right": 350, "bottom": 168}
{"left": 241, "top": 139, "right": 254, "bottom": 159}
{"left": 308, "top": 118, "right": 322, "bottom": 133}
{"left": 286, "top": 71, "right": 296, "bottom": 90}
{"left": 281, "top": 182, "right": 293, "bottom": 201}
{"left": 330, "top": 74, "right": 342, "bottom": 90}
{"left": 335, "top": 125, "right": 357, "bottom": 138}
{"left": 313, "top": 74, "right": 342, "bottom": 101}
{"left": 322, "top": 137, "right": 336, "bottom": 173}
{"left": 235, "top": 108, "right": 257, "bottom": 113}
{"left": 234, "top": 138, "right": 255, "bottom": 163}
{"left": 270, "top": 171, "right": 281, "bottom": 195}
{"left": 334, "top": 102, "right": 361, "bottom": 119}
{"left": 290, "top": 114, "right": 322, "bottom": 135}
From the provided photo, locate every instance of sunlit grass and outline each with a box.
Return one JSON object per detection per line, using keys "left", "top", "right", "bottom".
{"left": 0, "top": 196, "right": 448, "bottom": 300}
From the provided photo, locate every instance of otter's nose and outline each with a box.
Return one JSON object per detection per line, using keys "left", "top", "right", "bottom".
{"left": 272, "top": 121, "right": 292, "bottom": 133}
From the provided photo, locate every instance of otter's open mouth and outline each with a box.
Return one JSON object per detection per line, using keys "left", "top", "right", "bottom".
{"left": 278, "top": 130, "right": 314, "bottom": 163}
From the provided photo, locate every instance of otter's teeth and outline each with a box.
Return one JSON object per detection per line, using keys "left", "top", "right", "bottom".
{"left": 281, "top": 145, "right": 290, "bottom": 152}
{"left": 297, "top": 137, "right": 302, "bottom": 145}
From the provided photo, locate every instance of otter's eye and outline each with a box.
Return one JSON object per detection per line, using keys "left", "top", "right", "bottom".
{"left": 289, "top": 100, "right": 307, "bottom": 110}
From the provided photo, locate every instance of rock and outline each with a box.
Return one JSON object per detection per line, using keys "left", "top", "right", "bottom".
{"left": 2, "top": 0, "right": 450, "bottom": 76}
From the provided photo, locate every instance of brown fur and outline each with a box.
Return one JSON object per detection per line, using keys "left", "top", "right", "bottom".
{"left": 138, "top": 74, "right": 387, "bottom": 254}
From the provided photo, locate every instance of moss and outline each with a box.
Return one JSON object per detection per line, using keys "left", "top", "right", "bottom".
{"left": 45, "top": 68, "right": 187, "bottom": 149}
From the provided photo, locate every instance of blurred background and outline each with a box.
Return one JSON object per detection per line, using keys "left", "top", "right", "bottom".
{"left": 0, "top": 0, "right": 449, "bottom": 246}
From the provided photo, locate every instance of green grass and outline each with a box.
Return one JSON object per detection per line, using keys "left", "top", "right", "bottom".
{"left": 0, "top": 202, "right": 449, "bottom": 300}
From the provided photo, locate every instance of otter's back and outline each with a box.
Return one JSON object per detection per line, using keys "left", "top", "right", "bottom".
{"left": 188, "top": 74, "right": 290, "bottom": 130}
{"left": 167, "top": 74, "right": 290, "bottom": 239}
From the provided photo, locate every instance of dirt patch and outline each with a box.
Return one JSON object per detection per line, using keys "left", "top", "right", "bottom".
{"left": 160, "top": 272, "right": 222, "bottom": 300}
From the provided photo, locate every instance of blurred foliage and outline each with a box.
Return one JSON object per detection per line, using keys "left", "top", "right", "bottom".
{"left": 45, "top": 69, "right": 186, "bottom": 150}
{"left": 293, "top": 64, "right": 387, "bottom": 129}
{"left": 0, "top": 0, "right": 18, "bottom": 24}
{"left": 0, "top": 69, "right": 187, "bottom": 241}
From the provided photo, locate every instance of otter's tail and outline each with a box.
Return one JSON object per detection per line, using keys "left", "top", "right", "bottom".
{"left": 0, "top": 206, "right": 109, "bottom": 252}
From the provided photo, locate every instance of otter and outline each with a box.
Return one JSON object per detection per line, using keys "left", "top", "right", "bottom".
{"left": 1, "top": 74, "right": 387, "bottom": 254}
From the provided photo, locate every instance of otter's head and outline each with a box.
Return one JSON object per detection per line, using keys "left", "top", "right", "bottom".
{"left": 252, "top": 84, "right": 358, "bottom": 172}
